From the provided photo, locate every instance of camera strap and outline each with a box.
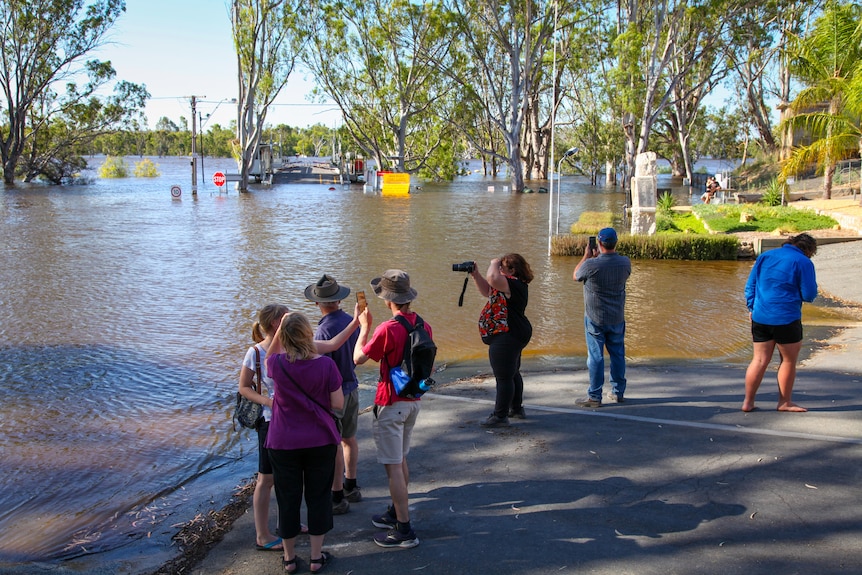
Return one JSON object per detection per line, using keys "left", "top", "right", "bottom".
{"left": 458, "top": 275, "right": 469, "bottom": 307}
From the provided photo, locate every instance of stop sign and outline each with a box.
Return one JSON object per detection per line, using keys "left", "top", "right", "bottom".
{"left": 212, "top": 171, "right": 226, "bottom": 187}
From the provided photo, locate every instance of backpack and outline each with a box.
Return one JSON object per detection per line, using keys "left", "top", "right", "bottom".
{"left": 390, "top": 314, "right": 437, "bottom": 398}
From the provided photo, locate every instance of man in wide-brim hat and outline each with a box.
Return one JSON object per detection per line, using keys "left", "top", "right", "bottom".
{"left": 304, "top": 274, "right": 362, "bottom": 515}
{"left": 353, "top": 269, "right": 430, "bottom": 550}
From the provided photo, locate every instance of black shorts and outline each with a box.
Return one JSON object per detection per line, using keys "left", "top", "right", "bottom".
{"left": 751, "top": 319, "right": 803, "bottom": 344}
{"left": 257, "top": 420, "right": 274, "bottom": 475}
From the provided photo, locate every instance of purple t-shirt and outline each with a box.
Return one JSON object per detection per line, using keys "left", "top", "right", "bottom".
{"left": 265, "top": 354, "right": 342, "bottom": 450}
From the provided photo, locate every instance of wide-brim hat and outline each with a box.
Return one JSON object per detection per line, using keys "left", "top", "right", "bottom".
{"left": 304, "top": 274, "right": 351, "bottom": 302}
{"left": 370, "top": 269, "right": 418, "bottom": 304}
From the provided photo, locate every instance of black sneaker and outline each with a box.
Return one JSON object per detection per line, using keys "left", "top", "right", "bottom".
{"left": 371, "top": 506, "right": 397, "bottom": 529}
{"left": 508, "top": 407, "right": 526, "bottom": 419}
{"left": 481, "top": 414, "right": 510, "bottom": 428}
{"left": 332, "top": 498, "right": 350, "bottom": 515}
{"left": 344, "top": 485, "right": 362, "bottom": 503}
{"left": 373, "top": 527, "right": 419, "bottom": 549}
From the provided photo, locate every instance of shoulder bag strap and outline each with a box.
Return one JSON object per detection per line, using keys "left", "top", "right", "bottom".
{"left": 253, "top": 346, "right": 262, "bottom": 395}
{"left": 282, "top": 367, "right": 331, "bottom": 416}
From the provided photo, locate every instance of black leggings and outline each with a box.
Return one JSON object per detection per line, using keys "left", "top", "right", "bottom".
{"left": 268, "top": 444, "right": 337, "bottom": 538}
{"left": 488, "top": 338, "right": 525, "bottom": 418}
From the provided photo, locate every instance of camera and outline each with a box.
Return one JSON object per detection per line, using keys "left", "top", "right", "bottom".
{"left": 452, "top": 261, "right": 475, "bottom": 273}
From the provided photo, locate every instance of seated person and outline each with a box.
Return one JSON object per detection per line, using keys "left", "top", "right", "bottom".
{"left": 701, "top": 177, "right": 721, "bottom": 204}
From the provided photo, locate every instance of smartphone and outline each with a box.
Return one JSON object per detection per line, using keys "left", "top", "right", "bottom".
{"left": 356, "top": 290, "right": 367, "bottom": 312}
{"left": 588, "top": 236, "right": 597, "bottom": 251}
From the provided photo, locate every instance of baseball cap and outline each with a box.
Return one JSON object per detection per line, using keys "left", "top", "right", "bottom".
{"left": 598, "top": 228, "right": 618, "bottom": 243}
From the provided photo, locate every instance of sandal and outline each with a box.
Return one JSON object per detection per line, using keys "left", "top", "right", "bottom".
{"left": 310, "top": 551, "right": 332, "bottom": 573}
{"left": 282, "top": 556, "right": 299, "bottom": 573}
{"left": 255, "top": 537, "right": 283, "bottom": 551}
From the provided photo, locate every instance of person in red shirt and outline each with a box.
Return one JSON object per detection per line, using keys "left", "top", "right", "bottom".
{"left": 353, "top": 269, "right": 432, "bottom": 550}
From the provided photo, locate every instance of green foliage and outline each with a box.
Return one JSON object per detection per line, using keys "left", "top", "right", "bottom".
{"left": 656, "top": 191, "right": 677, "bottom": 214}
{"left": 569, "top": 211, "right": 616, "bottom": 234}
{"left": 760, "top": 178, "right": 786, "bottom": 206}
{"left": 667, "top": 212, "right": 708, "bottom": 235}
{"left": 693, "top": 204, "right": 837, "bottom": 233}
{"left": 0, "top": 1, "right": 146, "bottom": 184}
{"left": 779, "top": 2, "right": 862, "bottom": 199}
{"left": 99, "top": 156, "right": 128, "bottom": 178}
{"left": 551, "top": 233, "right": 739, "bottom": 260}
{"left": 655, "top": 214, "right": 677, "bottom": 232}
{"left": 133, "top": 159, "right": 160, "bottom": 178}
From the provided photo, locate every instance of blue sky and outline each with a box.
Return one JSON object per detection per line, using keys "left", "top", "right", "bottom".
{"left": 101, "top": 0, "right": 341, "bottom": 130}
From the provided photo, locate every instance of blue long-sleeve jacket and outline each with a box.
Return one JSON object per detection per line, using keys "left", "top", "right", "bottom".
{"left": 745, "top": 244, "right": 818, "bottom": 325}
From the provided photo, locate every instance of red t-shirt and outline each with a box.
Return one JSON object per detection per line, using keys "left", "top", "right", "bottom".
{"left": 362, "top": 311, "right": 433, "bottom": 406}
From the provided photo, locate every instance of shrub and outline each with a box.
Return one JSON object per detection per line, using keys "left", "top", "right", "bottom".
{"left": 657, "top": 191, "right": 677, "bottom": 214}
{"left": 760, "top": 178, "right": 786, "bottom": 206}
{"left": 551, "top": 233, "right": 739, "bottom": 260}
{"left": 134, "top": 158, "right": 160, "bottom": 177}
{"left": 655, "top": 214, "right": 679, "bottom": 232}
{"left": 99, "top": 156, "right": 128, "bottom": 178}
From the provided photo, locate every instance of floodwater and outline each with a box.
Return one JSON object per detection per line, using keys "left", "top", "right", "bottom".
{"left": 0, "top": 156, "right": 804, "bottom": 571}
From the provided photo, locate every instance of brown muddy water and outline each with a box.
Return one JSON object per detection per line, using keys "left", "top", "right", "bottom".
{"left": 0, "top": 156, "right": 829, "bottom": 572}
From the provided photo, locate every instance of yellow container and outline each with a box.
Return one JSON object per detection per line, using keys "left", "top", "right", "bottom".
{"left": 382, "top": 172, "right": 410, "bottom": 196}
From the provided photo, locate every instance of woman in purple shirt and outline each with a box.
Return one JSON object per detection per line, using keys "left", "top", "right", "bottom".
{"left": 266, "top": 312, "right": 344, "bottom": 573}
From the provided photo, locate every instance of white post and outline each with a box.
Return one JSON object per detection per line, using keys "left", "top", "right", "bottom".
{"left": 547, "top": 0, "right": 559, "bottom": 256}
{"left": 190, "top": 95, "right": 198, "bottom": 195}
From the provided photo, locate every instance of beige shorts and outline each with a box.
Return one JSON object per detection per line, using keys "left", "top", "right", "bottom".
{"left": 333, "top": 389, "right": 359, "bottom": 439}
{"left": 372, "top": 401, "right": 421, "bottom": 464}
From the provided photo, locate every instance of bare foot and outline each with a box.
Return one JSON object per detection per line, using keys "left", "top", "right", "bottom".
{"left": 777, "top": 402, "right": 807, "bottom": 412}
{"left": 741, "top": 402, "right": 757, "bottom": 412}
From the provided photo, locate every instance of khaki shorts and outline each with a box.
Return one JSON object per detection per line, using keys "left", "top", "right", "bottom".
{"left": 333, "top": 389, "right": 359, "bottom": 439}
{"left": 372, "top": 401, "right": 421, "bottom": 464}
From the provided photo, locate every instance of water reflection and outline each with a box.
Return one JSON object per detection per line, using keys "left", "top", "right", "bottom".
{"left": 0, "top": 156, "right": 820, "bottom": 568}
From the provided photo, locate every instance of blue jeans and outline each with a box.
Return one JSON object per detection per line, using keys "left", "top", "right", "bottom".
{"left": 584, "top": 317, "right": 627, "bottom": 400}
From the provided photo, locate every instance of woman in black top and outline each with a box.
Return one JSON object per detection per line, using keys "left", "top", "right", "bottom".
{"left": 470, "top": 253, "right": 534, "bottom": 428}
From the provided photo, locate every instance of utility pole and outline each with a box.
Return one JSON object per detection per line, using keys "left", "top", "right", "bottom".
{"left": 190, "top": 95, "right": 205, "bottom": 195}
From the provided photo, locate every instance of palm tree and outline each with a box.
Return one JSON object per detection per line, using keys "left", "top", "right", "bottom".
{"left": 779, "top": 1, "right": 862, "bottom": 199}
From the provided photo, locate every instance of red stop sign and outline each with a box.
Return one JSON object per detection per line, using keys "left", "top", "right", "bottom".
{"left": 212, "top": 171, "right": 226, "bottom": 187}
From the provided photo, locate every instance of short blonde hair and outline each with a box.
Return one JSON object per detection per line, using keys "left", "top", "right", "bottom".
{"left": 276, "top": 312, "right": 318, "bottom": 361}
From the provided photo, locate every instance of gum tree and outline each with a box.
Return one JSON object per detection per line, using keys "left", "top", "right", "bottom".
{"left": 441, "top": 0, "right": 564, "bottom": 192}
{"left": 0, "top": 0, "right": 147, "bottom": 184}
{"left": 303, "top": 0, "right": 458, "bottom": 176}
{"left": 231, "top": 0, "right": 302, "bottom": 192}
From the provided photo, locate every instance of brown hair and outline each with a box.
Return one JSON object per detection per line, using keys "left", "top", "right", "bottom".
{"left": 252, "top": 304, "right": 289, "bottom": 343}
{"left": 785, "top": 233, "right": 817, "bottom": 257}
{"left": 276, "top": 312, "right": 318, "bottom": 361}
{"left": 501, "top": 253, "right": 534, "bottom": 284}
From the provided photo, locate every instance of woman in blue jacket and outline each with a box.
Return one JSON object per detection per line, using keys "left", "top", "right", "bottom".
{"left": 742, "top": 233, "right": 818, "bottom": 412}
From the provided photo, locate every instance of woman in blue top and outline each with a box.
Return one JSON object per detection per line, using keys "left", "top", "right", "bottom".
{"left": 743, "top": 233, "right": 818, "bottom": 413}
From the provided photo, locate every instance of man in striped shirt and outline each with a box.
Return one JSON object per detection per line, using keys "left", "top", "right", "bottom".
{"left": 573, "top": 228, "right": 632, "bottom": 407}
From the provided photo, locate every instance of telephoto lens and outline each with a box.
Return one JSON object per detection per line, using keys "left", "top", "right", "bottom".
{"left": 452, "top": 262, "right": 474, "bottom": 273}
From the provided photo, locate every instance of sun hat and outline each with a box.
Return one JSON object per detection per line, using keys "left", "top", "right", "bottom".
{"left": 370, "top": 269, "right": 418, "bottom": 304}
{"left": 304, "top": 274, "right": 351, "bottom": 303}
{"left": 598, "top": 228, "right": 618, "bottom": 244}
